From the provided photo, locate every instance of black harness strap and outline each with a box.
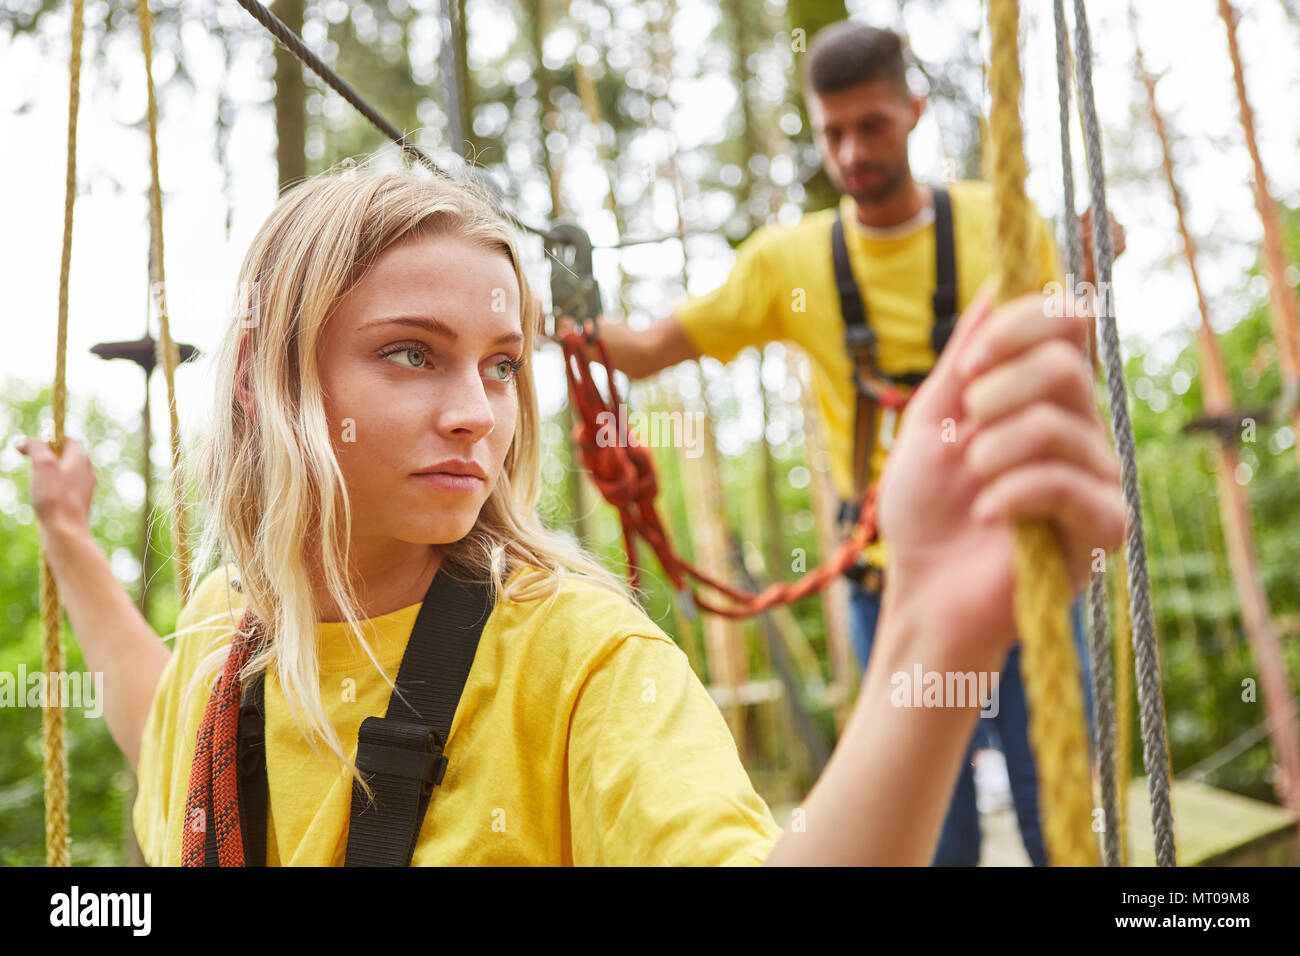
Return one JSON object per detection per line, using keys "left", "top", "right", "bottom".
{"left": 834, "top": 185, "right": 958, "bottom": 573}
{"left": 236, "top": 677, "right": 267, "bottom": 865}
{"left": 930, "top": 186, "right": 958, "bottom": 355}
{"left": 229, "top": 565, "right": 496, "bottom": 867}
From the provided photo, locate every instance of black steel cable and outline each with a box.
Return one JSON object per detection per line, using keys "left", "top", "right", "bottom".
{"left": 230, "top": 0, "right": 743, "bottom": 252}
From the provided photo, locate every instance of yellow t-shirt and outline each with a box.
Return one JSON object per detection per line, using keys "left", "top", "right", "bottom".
{"left": 133, "top": 563, "right": 784, "bottom": 866}
{"left": 675, "top": 181, "right": 1063, "bottom": 567}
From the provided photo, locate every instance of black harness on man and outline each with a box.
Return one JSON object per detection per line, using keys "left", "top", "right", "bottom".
{"left": 833, "top": 185, "right": 958, "bottom": 594}
{"left": 206, "top": 565, "right": 497, "bottom": 867}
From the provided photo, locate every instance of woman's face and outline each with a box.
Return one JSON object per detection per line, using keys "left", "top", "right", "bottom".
{"left": 316, "top": 231, "right": 523, "bottom": 558}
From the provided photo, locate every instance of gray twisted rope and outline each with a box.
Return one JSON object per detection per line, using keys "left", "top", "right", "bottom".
{"left": 1053, "top": 0, "right": 1084, "bottom": 291}
{"left": 231, "top": 0, "right": 554, "bottom": 243}
{"left": 1072, "top": 0, "right": 1177, "bottom": 867}
{"left": 233, "top": 0, "right": 440, "bottom": 173}
{"left": 438, "top": 0, "right": 466, "bottom": 159}
{"left": 1087, "top": 562, "right": 1121, "bottom": 864}
{"left": 1053, "top": 0, "right": 1121, "bottom": 868}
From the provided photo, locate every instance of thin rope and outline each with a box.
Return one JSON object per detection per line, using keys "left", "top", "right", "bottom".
{"left": 1112, "top": 546, "right": 1133, "bottom": 866}
{"left": 228, "top": 0, "right": 562, "bottom": 243}
{"left": 137, "top": 0, "right": 196, "bottom": 606}
{"left": 1071, "top": 0, "right": 1176, "bottom": 867}
{"left": 1179, "top": 697, "right": 1300, "bottom": 783}
{"left": 437, "top": 0, "right": 465, "bottom": 158}
{"left": 1052, "top": 0, "right": 1083, "bottom": 288}
{"left": 40, "top": 0, "right": 86, "bottom": 870}
{"left": 988, "top": 0, "right": 1097, "bottom": 867}
{"left": 1053, "top": 0, "right": 1119, "bottom": 868}
{"left": 232, "top": 0, "right": 444, "bottom": 177}
{"left": 1087, "top": 558, "right": 1121, "bottom": 864}
{"left": 228, "top": 0, "right": 720, "bottom": 253}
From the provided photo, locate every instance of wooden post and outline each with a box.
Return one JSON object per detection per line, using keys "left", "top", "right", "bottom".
{"left": 1187, "top": 461, "right": 1242, "bottom": 657}
{"left": 1216, "top": 0, "right": 1300, "bottom": 468}
{"left": 658, "top": 384, "right": 714, "bottom": 674}
{"left": 678, "top": 384, "right": 750, "bottom": 749}
{"left": 791, "top": 348, "right": 856, "bottom": 731}
{"left": 1138, "top": 36, "right": 1300, "bottom": 814}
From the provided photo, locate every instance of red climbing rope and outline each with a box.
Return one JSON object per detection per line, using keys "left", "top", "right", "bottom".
{"left": 557, "top": 326, "right": 880, "bottom": 618}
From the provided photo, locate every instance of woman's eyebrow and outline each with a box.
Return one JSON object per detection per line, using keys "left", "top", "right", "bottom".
{"left": 363, "top": 314, "right": 523, "bottom": 347}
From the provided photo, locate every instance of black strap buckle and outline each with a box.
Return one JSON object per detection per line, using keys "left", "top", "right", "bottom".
{"left": 843, "top": 323, "right": 877, "bottom": 354}
{"left": 355, "top": 716, "right": 449, "bottom": 793}
{"left": 837, "top": 498, "right": 861, "bottom": 532}
{"left": 843, "top": 556, "right": 884, "bottom": 593}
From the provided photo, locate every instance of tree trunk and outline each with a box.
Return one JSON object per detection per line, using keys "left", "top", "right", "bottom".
{"left": 273, "top": 0, "right": 307, "bottom": 192}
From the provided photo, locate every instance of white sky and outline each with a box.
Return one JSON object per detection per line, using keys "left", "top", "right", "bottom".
{"left": 3, "top": 0, "right": 1299, "bottom": 501}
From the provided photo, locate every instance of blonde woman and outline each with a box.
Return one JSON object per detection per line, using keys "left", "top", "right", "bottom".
{"left": 18, "top": 160, "right": 1124, "bottom": 866}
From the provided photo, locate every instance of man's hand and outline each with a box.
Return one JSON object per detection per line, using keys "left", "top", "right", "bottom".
{"left": 876, "top": 281, "right": 1125, "bottom": 659}
{"left": 549, "top": 313, "right": 600, "bottom": 346}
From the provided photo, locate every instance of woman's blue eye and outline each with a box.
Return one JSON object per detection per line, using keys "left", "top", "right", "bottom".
{"left": 384, "top": 346, "right": 427, "bottom": 369}
{"left": 487, "top": 357, "right": 524, "bottom": 382}
{"left": 380, "top": 343, "right": 522, "bottom": 382}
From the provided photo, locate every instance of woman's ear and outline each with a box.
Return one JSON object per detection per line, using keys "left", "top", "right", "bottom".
{"left": 236, "top": 333, "right": 257, "bottom": 422}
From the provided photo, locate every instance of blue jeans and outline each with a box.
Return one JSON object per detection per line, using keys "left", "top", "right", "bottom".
{"left": 848, "top": 579, "right": 1093, "bottom": 866}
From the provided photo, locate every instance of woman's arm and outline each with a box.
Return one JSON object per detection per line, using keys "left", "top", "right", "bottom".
{"left": 764, "top": 283, "right": 1125, "bottom": 865}
{"left": 17, "top": 437, "right": 171, "bottom": 771}
{"left": 764, "top": 572, "right": 1004, "bottom": 865}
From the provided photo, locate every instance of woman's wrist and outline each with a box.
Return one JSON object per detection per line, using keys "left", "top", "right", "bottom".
{"left": 875, "top": 565, "right": 1015, "bottom": 675}
{"left": 37, "top": 514, "right": 96, "bottom": 576}
{"left": 765, "top": 568, "right": 1012, "bottom": 864}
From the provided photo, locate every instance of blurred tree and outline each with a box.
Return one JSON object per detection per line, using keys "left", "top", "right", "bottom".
{"left": 273, "top": 0, "right": 307, "bottom": 191}
{"left": 1121, "top": 204, "right": 1300, "bottom": 802}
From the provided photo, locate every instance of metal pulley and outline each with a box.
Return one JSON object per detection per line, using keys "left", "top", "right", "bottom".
{"left": 544, "top": 222, "right": 603, "bottom": 342}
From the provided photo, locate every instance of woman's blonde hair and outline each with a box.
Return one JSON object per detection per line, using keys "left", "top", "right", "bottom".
{"left": 178, "top": 153, "right": 633, "bottom": 796}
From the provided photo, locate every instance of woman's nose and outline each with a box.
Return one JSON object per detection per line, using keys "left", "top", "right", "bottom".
{"left": 438, "top": 369, "right": 496, "bottom": 437}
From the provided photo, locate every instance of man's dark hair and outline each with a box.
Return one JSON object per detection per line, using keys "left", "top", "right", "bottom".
{"left": 803, "top": 22, "right": 910, "bottom": 96}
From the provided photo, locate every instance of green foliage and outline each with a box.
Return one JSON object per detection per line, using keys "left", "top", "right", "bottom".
{"left": 1118, "top": 206, "right": 1300, "bottom": 802}
{"left": 0, "top": 381, "right": 181, "bottom": 865}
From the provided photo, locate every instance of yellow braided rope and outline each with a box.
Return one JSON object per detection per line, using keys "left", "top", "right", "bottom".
{"left": 1112, "top": 548, "right": 1132, "bottom": 866}
{"left": 987, "top": 0, "right": 1099, "bottom": 867}
{"left": 137, "top": 0, "right": 195, "bottom": 605}
{"left": 40, "top": 0, "right": 86, "bottom": 869}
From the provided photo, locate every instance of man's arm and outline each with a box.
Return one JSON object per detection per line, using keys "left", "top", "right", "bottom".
{"left": 553, "top": 224, "right": 784, "bottom": 380}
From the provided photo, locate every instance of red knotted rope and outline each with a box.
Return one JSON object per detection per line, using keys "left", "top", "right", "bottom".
{"left": 181, "top": 607, "right": 263, "bottom": 867}
{"left": 557, "top": 327, "right": 882, "bottom": 618}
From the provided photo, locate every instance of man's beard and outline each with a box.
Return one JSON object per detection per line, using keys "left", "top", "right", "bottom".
{"left": 840, "top": 160, "right": 910, "bottom": 206}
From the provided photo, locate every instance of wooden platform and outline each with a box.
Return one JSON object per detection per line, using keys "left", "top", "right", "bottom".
{"left": 770, "top": 776, "right": 1299, "bottom": 865}
{"left": 1122, "top": 777, "right": 1299, "bottom": 866}
{"left": 980, "top": 776, "right": 1299, "bottom": 866}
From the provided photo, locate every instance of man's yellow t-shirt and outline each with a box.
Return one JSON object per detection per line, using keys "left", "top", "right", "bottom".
{"left": 674, "top": 181, "right": 1063, "bottom": 568}
{"left": 133, "top": 563, "right": 784, "bottom": 865}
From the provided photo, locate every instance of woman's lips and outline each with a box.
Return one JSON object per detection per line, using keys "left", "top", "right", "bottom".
{"left": 411, "top": 472, "right": 484, "bottom": 492}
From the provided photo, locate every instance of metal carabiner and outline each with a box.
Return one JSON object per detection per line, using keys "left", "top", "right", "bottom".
{"left": 544, "top": 222, "right": 604, "bottom": 344}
